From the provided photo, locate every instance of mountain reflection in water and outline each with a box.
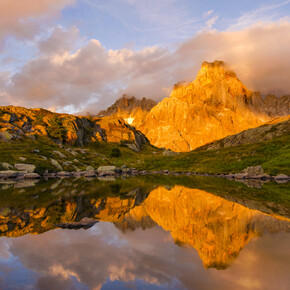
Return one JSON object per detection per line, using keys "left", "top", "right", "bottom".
{"left": 0, "top": 176, "right": 289, "bottom": 289}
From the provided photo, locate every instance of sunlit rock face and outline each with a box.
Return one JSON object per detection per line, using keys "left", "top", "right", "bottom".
{"left": 138, "top": 61, "right": 275, "bottom": 151}
{"left": 127, "top": 186, "right": 290, "bottom": 269}
{"left": 97, "top": 95, "right": 157, "bottom": 129}
{"left": 129, "top": 61, "right": 290, "bottom": 152}
{"left": 0, "top": 106, "right": 148, "bottom": 147}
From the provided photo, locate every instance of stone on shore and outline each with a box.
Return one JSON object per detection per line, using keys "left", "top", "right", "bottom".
{"left": 97, "top": 166, "right": 116, "bottom": 173}
{"left": 14, "top": 163, "right": 36, "bottom": 173}
{"left": 24, "top": 173, "right": 40, "bottom": 179}
{"left": 51, "top": 159, "right": 63, "bottom": 170}
{"left": 274, "top": 174, "right": 289, "bottom": 180}
{"left": 0, "top": 162, "right": 13, "bottom": 170}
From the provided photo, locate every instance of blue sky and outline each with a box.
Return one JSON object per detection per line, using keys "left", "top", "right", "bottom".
{"left": 0, "top": 0, "right": 289, "bottom": 113}
{"left": 59, "top": 0, "right": 290, "bottom": 49}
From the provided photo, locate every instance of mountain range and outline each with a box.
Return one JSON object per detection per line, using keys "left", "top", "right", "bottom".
{"left": 99, "top": 61, "right": 290, "bottom": 151}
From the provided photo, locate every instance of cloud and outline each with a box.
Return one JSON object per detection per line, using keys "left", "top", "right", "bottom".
{"left": 2, "top": 20, "right": 290, "bottom": 114}
{"left": 0, "top": 0, "right": 75, "bottom": 47}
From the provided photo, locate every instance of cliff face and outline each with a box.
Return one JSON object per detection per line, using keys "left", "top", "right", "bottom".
{"left": 97, "top": 95, "right": 157, "bottom": 128}
{"left": 138, "top": 61, "right": 274, "bottom": 151}
{"left": 0, "top": 106, "right": 148, "bottom": 148}
{"left": 99, "top": 61, "right": 289, "bottom": 152}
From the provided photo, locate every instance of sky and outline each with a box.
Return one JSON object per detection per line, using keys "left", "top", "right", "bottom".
{"left": 0, "top": 0, "right": 290, "bottom": 113}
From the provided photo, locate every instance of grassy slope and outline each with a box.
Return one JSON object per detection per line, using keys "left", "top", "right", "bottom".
{"left": 0, "top": 132, "right": 289, "bottom": 175}
{"left": 140, "top": 133, "right": 290, "bottom": 175}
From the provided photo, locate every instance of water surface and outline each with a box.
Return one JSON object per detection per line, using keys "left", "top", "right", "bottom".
{"left": 0, "top": 176, "right": 289, "bottom": 289}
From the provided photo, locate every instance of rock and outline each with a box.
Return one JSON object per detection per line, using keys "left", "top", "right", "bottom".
{"left": 163, "top": 149, "right": 178, "bottom": 156}
{"left": 24, "top": 173, "right": 40, "bottom": 179}
{"left": 51, "top": 159, "right": 63, "bottom": 170}
{"left": 14, "top": 163, "right": 36, "bottom": 173}
{"left": 0, "top": 162, "right": 13, "bottom": 170}
{"left": 121, "top": 164, "right": 127, "bottom": 169}
{"left": 19, "top": 157, "right": 27, "bottom": 161}
{"left": 0, "top": 170, "right": 19, "bottom": 178}
{"left": 72, "top": 165, "right": 81, "bottom": 172}
{"left": 86, "top": 166, "right": 94, "bottom": 172}
{"left": 63, "top": 161, "right": 73, "bottom": 166}
{"left": 0, "top": 131, "right": 16, "bottom": 141}
{"left": 56, "top": 218, "right": 98, "bottom": 230}
{"left": 234, "top": 173, "right": 246, "bottom": 179}
{"left": 57, "top": 171, "right": 73, "bottom": 177}
{"left": 84, "top": 172, "right": 97, "bottom": 177}
{"left": 274, "top": 174, "right": 289, "bottom": 180}
{"left": 73, "top": 159, "right": 79, "bottom": 163}
{"left": 126, "top": 143, "right": 140, "bottom": 152}
{"left": 32, "top": 149, "right": 40, "bottom": 153}
{"left": 40, "top": 155, "right": 48, "bottom": 160}
{"left": 242, "top": 165, "right": 264, "bottom": 177}
{"left": 53, "top": 151, "right": 67, "bottom": 158}
{"left": 97, "top": 166, "right": 116, "bottom": 173}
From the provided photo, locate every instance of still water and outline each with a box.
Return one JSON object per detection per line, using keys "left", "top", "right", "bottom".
{"left": 0, "top": 176, "right": 289, "bottom": 289}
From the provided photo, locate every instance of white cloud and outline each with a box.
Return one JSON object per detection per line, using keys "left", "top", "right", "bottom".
{"left": 0, "top": 0, "right": 75, "bottom": 47}
{"left": 2, "top": 20, "right": 290, "bottom": 114}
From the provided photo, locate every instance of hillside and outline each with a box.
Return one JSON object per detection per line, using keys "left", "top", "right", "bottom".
{"left": 0, "top": 106, "right": 148, "bottom": 148}
{"left": 200, "top": 116, "right": 290, "bottom": 150}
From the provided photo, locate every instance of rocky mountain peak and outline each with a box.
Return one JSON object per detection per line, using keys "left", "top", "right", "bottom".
{"left": 97, "top": 95, "right": 157, "bottom": 117}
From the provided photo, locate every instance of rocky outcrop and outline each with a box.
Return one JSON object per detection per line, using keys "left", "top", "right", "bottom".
{"left": 0, "top": 106, "right": 149, "bottom": 149}
{"left": 201, "top": 116, "right": 290, "bottom": 150}
{"left": 97, "top": 95, "right": 157, "bottom": 128}
{"left": 264, "top": 95, "right": 290, "bottom": 117}
{"left": 137, "top": 61, "right": 285, "bottom": 152}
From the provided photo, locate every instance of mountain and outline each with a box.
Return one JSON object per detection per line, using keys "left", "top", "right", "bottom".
{"left": 0, "top": 106, "right": 148, "bottom": 148}
{"left": 137, "top": 61, "right": 290, "bottom": 151}
{"left": 97, "top": 95, "right": 157, "bottom": 128}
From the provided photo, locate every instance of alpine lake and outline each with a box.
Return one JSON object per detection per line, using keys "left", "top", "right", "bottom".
{"left": 0, "top": 175, "right": 289, "bottom": 290}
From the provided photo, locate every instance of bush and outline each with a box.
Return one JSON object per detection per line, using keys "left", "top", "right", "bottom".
{"left": 46, "top": 115, "right": 67, "bottom": 141}
{"left": 110, "top": 147, "right": 121, "bottom": 157}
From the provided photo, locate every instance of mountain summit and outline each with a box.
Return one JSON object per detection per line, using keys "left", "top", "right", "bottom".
{"left": 136, "top": 61, "right": 288, "bottom": 151}
{"left": 97, "top": 95, "right": 157, "bottom": 128}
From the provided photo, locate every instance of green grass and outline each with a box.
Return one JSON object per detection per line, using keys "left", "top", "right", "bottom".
{"left": 139, "top": 134, "right": 290, "bottom": 175}
{"left": 0, "top": 133, "right": 289, "bottom": 176}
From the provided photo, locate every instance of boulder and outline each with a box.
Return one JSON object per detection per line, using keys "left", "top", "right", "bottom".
{"left": 84, "top": 172, "right": 97, "bottom": 177}
{"left": 86, "top": 166, "right": 94, "bottom": 172}
{"left": 14, "top": 163, "right": 36, "bottom": 173}
{"left": 0, "top": 170, "right": 19, "bottom": 178}
{"left": 53, "top": 151, "right": 67, "bottom": 158}
{"left": 24, "top": 173, "right": 40, "bottom": 179}
{"left": 242, "top": 165, "right": 264, "bottom": 177}
{"left": 19, "top": 157, "right": 27, "bottom": 161}
{"left": 57, "top": 171, "right": 73, "bottom": 177}
{"left": 274, "top": 174, "right": 289, "bottom": 180}
{"left": 0, "top": 162, "right": 13, "bottom": 170}
{"left": 97, "top": 166, "right": 116, "bottom": 173}
{"left": 51, "top": 159, "right": 63, "bottom": 170}
{"left": 163, "top": 149, "right": 178, "bottom": 156}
